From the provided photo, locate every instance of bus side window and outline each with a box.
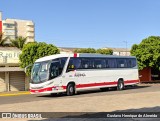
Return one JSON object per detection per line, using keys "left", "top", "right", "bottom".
{"left": 106, "top": 59, "right": 109, "bottom": 68}
{"left": 67, "top": 58, "right": 82, "bottom": 72}
{"left": 74, "top": 58, "right": 82, "bottom": 69}
{"left": 67, "top": 59, "right": 74, "bottom": 72}
{"left": 82, "top": 59, "right": 90, "bottom": 69}
{"left": 59, "top": 58, "right": 67, "bottom": 74}
{"left": 89, "top": 58, "right": 95, "bottom": 68}
{"left": 127, "top": 59, "right": 132, "bottom": 68}
{"left": 131, "top": 59, "right": 136, "bottom": 68}
{"left": 49, "top": 61, "right": 61, "bottom": 79}
{"left": 60, "top": 57, "right": 67, "bottom": 68}
{"left": 127, "top": 58, "right": 136, "bottom": 68}
{"left": 108, "top": 59, "right": 117, "bottom": 68}
{"left": 94, "top": 59, "right": 106, "bottom": 69}
{"left": 117, "top": 59, "right": 127, "bottom": 68}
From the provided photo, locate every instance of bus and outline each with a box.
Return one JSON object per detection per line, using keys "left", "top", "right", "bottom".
{"left": 29, "top": 53, "right": 139, "bottom": 96}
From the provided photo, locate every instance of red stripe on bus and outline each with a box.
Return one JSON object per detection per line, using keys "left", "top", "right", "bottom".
{"left": 74, "top": 53, "right": 77, "bottom": 57}
{"left": 76, "top": 82, "right": 117, "bottom": 88}
{"left": 30, "top": 80, "right": 139, "bottom": 93}
{"left": 124, "top": 80, "right": 139, "bottom": 84}
{"left": 30, "top": 87, "right": 53, "bottom": 93}
{"left": 62, "top": 80, "right": 139, "bottom": 89}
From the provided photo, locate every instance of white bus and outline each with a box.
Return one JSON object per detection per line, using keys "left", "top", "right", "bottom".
{"left": 30, "top": 53, "right": 139, "bottom": 96}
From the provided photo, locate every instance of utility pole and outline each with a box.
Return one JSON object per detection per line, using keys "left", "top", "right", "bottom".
{"left": 123, "top": 41, "right": 128, "bottom": 56}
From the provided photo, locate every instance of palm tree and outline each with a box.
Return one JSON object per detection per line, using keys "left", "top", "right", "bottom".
{"left": 11, "top": 36, "right": 27, "bottom": 50}
{"left": 0, "top": 32, "right": 8, "bottom": 46}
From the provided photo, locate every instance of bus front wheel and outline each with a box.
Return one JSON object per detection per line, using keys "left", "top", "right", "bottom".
{"left": 117, "top": 80, "right": 124, "bottom": 90}
{"left": 67, "top": 83, "right": 75, "bottom": 96}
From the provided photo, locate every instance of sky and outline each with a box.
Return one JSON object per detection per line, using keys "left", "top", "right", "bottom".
{"left": 1, "top": 0, "right": 160, "bottom": 49}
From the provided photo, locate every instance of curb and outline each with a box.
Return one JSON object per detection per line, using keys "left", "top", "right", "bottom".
{"left": 0, "top": 91, "right": 30, "bottom": 97}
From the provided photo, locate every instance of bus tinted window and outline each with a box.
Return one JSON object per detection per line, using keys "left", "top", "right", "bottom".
{"left": 89, "top": 58, "right": 95, "bottom": 68}
{"left": 49, "top": 61, "right": 61, "bottom": 79}
{"left": 50, "top": 58, "right": 67, "bottom": 79}
{"left": 60, "top": 57, "right": 67, "bottom": 68}
{"left": 107, "top": 59, "right": 117, "bottom": 68}
{"left": 68, "top": 57, "right": 137, "bottom": 70}
{"left": 117, "top": 59, "right": 127, "bottom": 68}
{"left": 94, "top": 59, "right": 106, "bottom": 68}
{"left": 82, "top": 58, "right": 90, "bottom": 69}
{"left": 127, "top": 58, "right": 136, "bottom": 68}
{"left": 68, "top": 58, "right": 82, "bottom": 70}
{"left": 74, "top": 59, "right": 82, "bottom": 69}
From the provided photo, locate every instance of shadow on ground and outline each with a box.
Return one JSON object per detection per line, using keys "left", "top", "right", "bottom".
{"left": 28, "top": 105, "right": 160, "bottom": 121}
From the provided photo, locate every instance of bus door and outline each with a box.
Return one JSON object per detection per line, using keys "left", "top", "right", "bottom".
{"left": 49, "top": 58, "right": 67, "bottom": 86}
{"left": 66, "top": 58, "right": 87, "bottom": 87}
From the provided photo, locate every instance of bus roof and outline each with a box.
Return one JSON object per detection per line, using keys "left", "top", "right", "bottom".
{"left": 35, "top": 53, "right": 136, "bottom": 62}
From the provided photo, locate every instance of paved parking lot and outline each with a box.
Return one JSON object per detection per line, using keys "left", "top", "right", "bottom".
{"left": 0, "top": 84, "right": 160, "bottom": 121}
{"left": 1, "top": 90, "right": 159, "bottom": 112}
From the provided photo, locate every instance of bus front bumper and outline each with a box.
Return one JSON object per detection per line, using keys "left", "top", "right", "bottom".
{"left": 30, "top": 86, "right": 66, "bottom": 94}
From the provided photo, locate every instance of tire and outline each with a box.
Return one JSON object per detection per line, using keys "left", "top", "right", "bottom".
{"left": 117, "top": 80, "right": 124, "bottom": 90}
{"left": 67, "top": 83, "right": 75, "bottom": 96}
{"left": 100, "top": 87, "right": 109, "bottom": 92}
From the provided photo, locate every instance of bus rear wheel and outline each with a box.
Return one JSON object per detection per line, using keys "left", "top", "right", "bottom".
{"left": 67, "top": 83, "right": 75, "bottom": 96}
{"left": 117, "top": 80, "right": 124, "bottom": 90}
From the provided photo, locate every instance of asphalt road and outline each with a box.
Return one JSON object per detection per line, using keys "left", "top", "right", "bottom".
{"left": 0, "top": 84, "right": 159, "bottom": 105}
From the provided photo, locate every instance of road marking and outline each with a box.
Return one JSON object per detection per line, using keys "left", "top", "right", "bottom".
{"left": 0, "top": 92, "right": 30, "bottom": 97}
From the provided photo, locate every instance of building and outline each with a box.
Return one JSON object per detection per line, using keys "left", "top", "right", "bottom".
{"left": 58, "top": 47, "right": 79, "bottom": 54}
{"left": 0, "top": 47, "right": 29, "bottom": 92}
{"left": 59, "top": 47, "right": 131, "bottom": 56}
{"left": 0, "top": 12, "right": 34, "bottom": 92}
{"left": 102, "top": 47, "right": 131, "bottom": 56}
{"left": 139, "top": 67, "right": 160, "bottom": 82}
{"left": 0, "top": 12, "right": 35, "bottom": 43}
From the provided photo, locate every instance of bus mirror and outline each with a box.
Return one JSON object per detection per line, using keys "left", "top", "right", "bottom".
{"left": 25, "top": 64, "right": 33, "bottom": 73}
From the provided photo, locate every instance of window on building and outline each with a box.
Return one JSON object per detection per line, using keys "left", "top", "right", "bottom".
{"left": 4, "top": 30, "right": 15, "bottom": 35}
{"left": 3, "top": 23, "right": 15, "bottom": 28}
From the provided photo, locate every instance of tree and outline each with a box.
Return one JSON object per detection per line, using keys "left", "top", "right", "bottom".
{"left": 131, "top": 36, "right": 160, "bottom": 70}
{"left": 96, "top": 48, "right": 113, "bottom": 55}
{"left": 74, "top": 48, "right": 113, "bottom": 55}
{"left": 19, "top": 42, "right": 60, "bottom": 75}
{"left": 74, "top": 48, "right": 96, "bottom": 53}
{"left": 11, "top": 36, "right": 27, "bottom": 50}
{"left": 0, "top": 32, "right": 8, "bottom": 46}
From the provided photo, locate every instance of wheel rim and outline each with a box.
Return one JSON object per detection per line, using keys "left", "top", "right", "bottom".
{"left": 69, "top": 86, "right": 74, "bottom": 93}
{"left": 119, "top": 81, "right": 123, "bottom": 89}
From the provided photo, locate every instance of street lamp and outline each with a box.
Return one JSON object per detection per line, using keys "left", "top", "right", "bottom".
{"left": 123, "top": 41, "right": 128, "bottom": 56}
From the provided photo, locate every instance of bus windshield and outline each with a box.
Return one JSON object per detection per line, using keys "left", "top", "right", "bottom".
{"left": 31, "top": 61, "right": 49, "bottom": 83}
{"left": 31, "top": 57, "right": 67, "bottom": 84}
